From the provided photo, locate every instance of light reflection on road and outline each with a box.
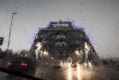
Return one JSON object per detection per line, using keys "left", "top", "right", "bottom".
{"left": 65, "top": 62, "right": 73, "bottom": 80}
{"left": 35, "top": 62, "right": 93, "bottom": 80}
{"left": 76, "top": 63, "right": 81, "bottom": 80}
{"left": 62, "top": 62, "right": 81, "bottom": 80}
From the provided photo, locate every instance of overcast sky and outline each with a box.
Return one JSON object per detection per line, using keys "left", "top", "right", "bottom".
{"left": 0, "top": 0, "right": 119, "bottom": 57}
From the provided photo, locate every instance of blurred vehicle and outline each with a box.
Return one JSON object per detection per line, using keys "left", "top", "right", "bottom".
{"left": 2, "top": 55, "right": 36, "bottom": 75}
{"left": 71, "top": 62, "right": 77, "bottom": 68}
{"left": 50, "top": 60, "right": 63, "bottom": 69}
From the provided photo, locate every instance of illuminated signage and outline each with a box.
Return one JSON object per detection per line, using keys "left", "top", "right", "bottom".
{"left": 51, "top": 22, "right": 71, "bottom": 27}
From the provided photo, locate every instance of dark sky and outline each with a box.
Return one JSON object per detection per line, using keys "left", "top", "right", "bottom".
{"left": 0, "top": 0, "right": 119, "bottom": 57}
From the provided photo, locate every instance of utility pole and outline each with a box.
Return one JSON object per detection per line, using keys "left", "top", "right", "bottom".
{"left": 7, "top": 11, "right": 17, "bottom": 50}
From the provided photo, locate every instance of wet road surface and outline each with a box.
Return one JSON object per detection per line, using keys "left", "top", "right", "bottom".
{"left": 34, "top": 62, "right": 84, "bottom": 80}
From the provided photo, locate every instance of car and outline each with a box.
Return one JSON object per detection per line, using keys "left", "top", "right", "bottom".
{"left": 2, "top": 55, "right": 36, "bottom": 75}
{"left": 50, "top": 60, "right": 63, "bottom": 69}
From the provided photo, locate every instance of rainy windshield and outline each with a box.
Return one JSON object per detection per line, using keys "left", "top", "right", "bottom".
{"left": 0, "top": 0, "right": 119, "bottom": 80}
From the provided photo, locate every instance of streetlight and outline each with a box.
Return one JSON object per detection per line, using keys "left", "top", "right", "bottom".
{"left": 7, "top": 11, "right": 17, "bottom": 50}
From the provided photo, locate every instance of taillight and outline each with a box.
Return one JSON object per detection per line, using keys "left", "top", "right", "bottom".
{"left": 20, "top": 62, "right": 28, "bottom": 67}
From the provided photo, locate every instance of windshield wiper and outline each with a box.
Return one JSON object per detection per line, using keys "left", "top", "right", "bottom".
{"left": 0, "top": 67, "right": 43, "bottom": 80}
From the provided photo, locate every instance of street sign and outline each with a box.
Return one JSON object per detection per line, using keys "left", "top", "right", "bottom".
{"left": 51, "top": 21, "right": 71, "bottom": 28}
{"left": 0, "top": 37, "right": 4, "bottom": 45}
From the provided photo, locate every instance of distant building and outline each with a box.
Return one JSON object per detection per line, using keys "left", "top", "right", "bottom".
{"left": 29, "top": 21, "right": 99, "bottom": 64}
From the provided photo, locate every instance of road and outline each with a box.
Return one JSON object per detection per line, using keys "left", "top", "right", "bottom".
{"left": 34, "top": 62, "right": 84, "bottom": 80}
{"left": 0, "top": 61, "right": 90, "bottom": 80}
{"left": 0, "top": 72, "right": 8, "bottom": 80}
{"left": 35, "top": 65, "right": 65, "bottom": 80}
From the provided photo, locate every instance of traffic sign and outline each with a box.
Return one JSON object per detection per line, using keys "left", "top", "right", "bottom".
{"left": 0, "top": 37, "right": 4, "bottom": 45}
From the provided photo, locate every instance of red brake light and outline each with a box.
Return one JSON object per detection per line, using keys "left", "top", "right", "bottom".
{"left": 20, "top": 62, "right": 28, "bottom": 67}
